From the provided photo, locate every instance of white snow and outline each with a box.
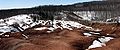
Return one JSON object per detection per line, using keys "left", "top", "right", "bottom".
{"left": 33, "top": 20, "right": 94, "bottom": 31}
{"left": 88, "top": 40, "right": 106, "bottom": 49}
{"left": 99, "top": 37, "right": 114, "bottom": 43}
{"left": 88, "top": 37, "right": 114, "bottom": 49}
{"left": 0, "top": 14, "right": 33, "bottom": 33}
{"left": 73, "top": 11, "right": 95, "bottom": 21}
{"left": 47, "top": 27, "right": 55, "bottom": 31}
{"left": 34, "top": 27, "right": 48, "bottom": 30}
{"left": 0, "top": 23, "right": 7, "bottom": 26}
{"left": 89, "top": 32, "right": 100, "bottom": 34}
{"left": 0, "top": 26, "right": 19, "bottom": 33}
{"left": 0, "top": 14, "right": 99, "bottom": 33}
{"left": 83, "top": 33, "right": 92, "bottom": 36}
{"left": 0, "top": 14, "right": 114, "bottom": 50}
{"left": 5, "top": 14, "right": 33, "bottom": 25}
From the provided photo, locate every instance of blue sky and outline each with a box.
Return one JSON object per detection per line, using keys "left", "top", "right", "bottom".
{"left": 0, "top": 0, "right": 98, "bottom": 9}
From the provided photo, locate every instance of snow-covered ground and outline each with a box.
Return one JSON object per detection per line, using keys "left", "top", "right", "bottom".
{"left": 88, "top": 37, "right": 114, "bottom": 49}
{"left": 73, "top": 11, "right": 96, "bottom": 21}
{"left": 106, "top": 17, "right": 120, "bottom": 22}
{"left": 0, "top": 14, "right": 33, "bottom": 33}
{"left": 0, "top": 14, "right": 114, "bottom": 49}
{"left": 0, "top": 14, "right": 96, "bottom": 33}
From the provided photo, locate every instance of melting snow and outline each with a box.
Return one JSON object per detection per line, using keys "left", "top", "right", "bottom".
{"left": 0, "top": 14, "right": 33, "bottom": 32}
{"left": 88, "top": 40, "right": 106, "bottom": 49}
{"left": 83, "top": 33, "right": 92, "bottom": 36}
{"left": 0, "top": 13, "right": 98, "bottom": 33}
{"left": 0, "top": 14, "right": 114, "bottom": 49}
{"left": 99, "top": 37, "right": 114, "bottom": 43}
{"left": 34, "top": 27, "right": 48, "bottom": 30}
{"left": 88, "top": 37, "right": 114, "bottom": 49}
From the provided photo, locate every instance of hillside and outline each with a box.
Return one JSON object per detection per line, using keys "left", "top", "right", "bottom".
{"left": 0, "top": 1, "right": 120, "bottom": 19}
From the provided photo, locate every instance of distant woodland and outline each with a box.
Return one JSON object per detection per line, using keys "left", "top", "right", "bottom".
{"left": 0, "top": 1, "right": 120, "bottom": 21}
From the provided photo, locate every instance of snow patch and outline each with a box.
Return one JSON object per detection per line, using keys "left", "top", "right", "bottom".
{"left": 99, "top": 37, "right": 114, "bottom": 43}
{"left": 34, "top": 27, "right": 48, "bottom": 30}
{"left": 88, "top": 37, "right": 114, "bottom": 49}
{"left": 88, "top": 40, "right": 106, "bottom": 49}
{"left": 83, "top": 33, "right": 92, "bottom": 36}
